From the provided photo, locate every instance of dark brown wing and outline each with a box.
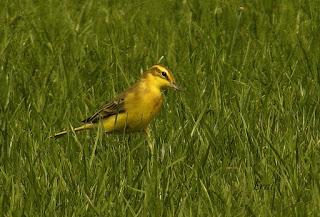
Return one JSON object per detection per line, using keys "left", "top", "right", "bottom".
{"left": 81, "top": 96, "right": 126, "bottom": 123}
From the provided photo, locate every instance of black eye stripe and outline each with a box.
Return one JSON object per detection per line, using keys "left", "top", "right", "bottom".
{"left": 152, "top": 66, "right": 170, "bottom": 80}
{"left": 161, "top": 71, "right": 168, "bottom": 78}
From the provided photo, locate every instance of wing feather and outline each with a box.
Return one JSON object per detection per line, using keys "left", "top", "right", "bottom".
{"left": 81, "top": 82, "right": 140, "bottom": 124}
{"left": 81, "top": 97, "right": 126, "bottom": 123}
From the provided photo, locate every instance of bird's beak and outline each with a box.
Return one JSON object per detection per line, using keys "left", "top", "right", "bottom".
{"left": 170, "top": 82, "right": 181, "bottom": 91}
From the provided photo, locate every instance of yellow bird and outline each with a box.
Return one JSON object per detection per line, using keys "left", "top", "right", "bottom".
{"left": 52, "top": 64, "right": 179, "bottom": 138}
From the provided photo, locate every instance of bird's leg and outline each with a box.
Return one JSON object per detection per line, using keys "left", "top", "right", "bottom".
{"left": 144, "top": 128, "right": 154, "bottom": 155}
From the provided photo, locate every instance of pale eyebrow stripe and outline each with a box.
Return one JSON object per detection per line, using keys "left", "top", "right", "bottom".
{"left": 154, "top": 65, "right": 168, "bottom": 73}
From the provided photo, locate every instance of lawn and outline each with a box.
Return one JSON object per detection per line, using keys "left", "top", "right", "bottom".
{"left": 1, "top": 0, "right": 320, "bottom": 216}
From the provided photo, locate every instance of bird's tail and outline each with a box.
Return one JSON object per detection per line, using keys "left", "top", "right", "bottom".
{"left": 50, "top": 124, "right": 95, "bottom": 139}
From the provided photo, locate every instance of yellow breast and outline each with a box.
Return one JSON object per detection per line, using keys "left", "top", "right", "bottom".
{"left": 102, "top": 83, "right": 163, "bottom": 133}
{"left": 125, "top": 84, "right": 163, "bottom": 130}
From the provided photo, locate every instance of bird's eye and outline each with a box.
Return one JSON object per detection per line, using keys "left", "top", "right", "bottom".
{"left": 161, "top": 71, "right": 167, "bottom": 78}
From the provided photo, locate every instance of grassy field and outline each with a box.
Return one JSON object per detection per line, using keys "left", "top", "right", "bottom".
{"left": 1, "top": 0, "right": 320, "bottom": 216}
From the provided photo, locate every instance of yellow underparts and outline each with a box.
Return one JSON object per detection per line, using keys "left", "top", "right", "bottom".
{"left": 103, "top": 81, "right": 163, "bottom": 133}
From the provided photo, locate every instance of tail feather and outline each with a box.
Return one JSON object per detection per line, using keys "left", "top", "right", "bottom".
{"left": 50, "top": 124, "right": 95, "bottom": 139}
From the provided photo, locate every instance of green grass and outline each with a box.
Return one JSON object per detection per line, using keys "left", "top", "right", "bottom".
{"left": 1, "top": 0, "right": 320, "bottom": 216}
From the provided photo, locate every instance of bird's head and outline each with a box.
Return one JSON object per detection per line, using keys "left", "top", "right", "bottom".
{"left": 142, "top": 64, "right": 180, "bottom": 90}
